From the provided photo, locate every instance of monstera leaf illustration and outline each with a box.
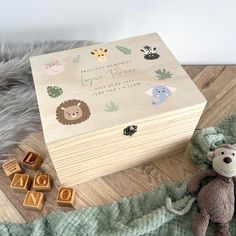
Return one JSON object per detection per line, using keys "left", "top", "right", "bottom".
{"left": 115, "top": 46, "right": 131, "bottom": 55}
{"left": 155, "top": 69, "right": 173, "bottom": 80}
{"left": 47, "top": 86, "right": 63, "bottom": 98}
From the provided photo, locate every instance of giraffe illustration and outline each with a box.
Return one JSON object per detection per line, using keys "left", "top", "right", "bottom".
{"left": 90, "top": 48, "right": 108, "bottom": 62}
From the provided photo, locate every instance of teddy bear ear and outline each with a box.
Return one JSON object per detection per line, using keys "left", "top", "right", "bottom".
{"left": 207, "top": 151, "right": 215, "bottom": 161}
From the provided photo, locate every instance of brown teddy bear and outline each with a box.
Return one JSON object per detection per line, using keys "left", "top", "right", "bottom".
{"left": 166, "top": 144, "right": 236, "bottom": 236}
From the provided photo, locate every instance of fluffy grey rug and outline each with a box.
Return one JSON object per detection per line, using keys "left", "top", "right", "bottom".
{"left": 0, "top": 40, "right": 93, "bottom": 162}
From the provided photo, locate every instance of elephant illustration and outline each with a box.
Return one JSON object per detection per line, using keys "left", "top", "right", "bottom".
{"left": 145, "top": 85, "right": 176, "bottom": 106}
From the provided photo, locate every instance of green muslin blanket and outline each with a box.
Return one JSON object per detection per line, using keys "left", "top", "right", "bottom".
{"left": 1, "top": 113, "right": 236, "bottom": 236}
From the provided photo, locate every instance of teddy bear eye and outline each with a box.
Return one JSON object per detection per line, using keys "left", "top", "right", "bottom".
{"left": 232, "top": 153, "right": 235, "bottom": 156}
{"left": 221, "top": 152, "right": 224, "bottom": 155}
{"left": 67, "top": 112, "right": 70, "bottom": 115}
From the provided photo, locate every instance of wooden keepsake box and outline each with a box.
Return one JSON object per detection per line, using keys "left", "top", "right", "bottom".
{"left": 30, "top": 33, "right": 206, "bottom": 185}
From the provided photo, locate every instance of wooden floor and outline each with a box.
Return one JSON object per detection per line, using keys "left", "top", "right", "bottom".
{"left": 0, "top": 65, "right": 236, "bottom": 224}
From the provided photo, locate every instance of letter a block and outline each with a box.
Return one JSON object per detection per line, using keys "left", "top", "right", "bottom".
{"left": 57, "top": 187, "right": 75, "bottom": 207}
{"left": 33, "top": 173, "right": 52, "bottom": 191}
{"left": 10, "top": 174, "right": 31, "bottom": 192}
{"left": 2, "top": 159, "right": 23, "bottom": 179}
{"left": 23, "top": 191, "right": 44, "bottom": 211}
{"left": 22, "top": 152, "right": 43, "bottom": 170}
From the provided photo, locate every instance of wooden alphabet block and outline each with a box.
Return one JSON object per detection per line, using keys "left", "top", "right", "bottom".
{"left": 57, "top": 187, "right": 75, "bottom": 207}
{"left": 2, "top": 159, "right": 23, "bottom": 179}
{"left": 10, "top": 174, "right": 31, "bottom": 192}
{"left": 23, "top": 191, "right": 44, "bottom": 211}
{"left": 22, "top": 152, "right": 43, "bottom": 170}
{"left": 33, "top": 173, "right": 52, "bottom": 191}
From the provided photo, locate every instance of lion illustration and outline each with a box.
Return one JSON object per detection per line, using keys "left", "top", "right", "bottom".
{"left": 56, "top": 99, "right": 90, "bottom": 125}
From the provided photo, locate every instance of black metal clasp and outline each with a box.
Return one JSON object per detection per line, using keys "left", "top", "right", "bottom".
{"left": 123, "top": 125, "right": 137, "bottom": 136}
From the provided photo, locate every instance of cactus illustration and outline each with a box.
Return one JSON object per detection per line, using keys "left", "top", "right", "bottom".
{"left": 105, "top": 101, "right": 119, "bottom": 112}
{"left": 47, "top": 86, "right": 63, "bottom": 98}
{"left": 155, "top": 69, "right": 173, "bottom": 80}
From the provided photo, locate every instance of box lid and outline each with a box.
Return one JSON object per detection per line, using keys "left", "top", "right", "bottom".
{"left": 30, "top": 33, "right": 206, "bottom": 144}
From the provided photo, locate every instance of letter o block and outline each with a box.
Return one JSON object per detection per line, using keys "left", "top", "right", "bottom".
{"left": 57, "top": 187, "right": 75, "bottom": 207}
{"left": 33, "top": 173, "right": 52, "bottom": 191}
{"left": 22, "top": 152, "right": 43, "bottom": 170}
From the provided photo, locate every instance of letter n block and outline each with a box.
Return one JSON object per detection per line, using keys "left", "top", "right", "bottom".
{"left": 22, "top": 152, "right": 43, "bottom": 170}
{"left": 33, "top": 173, "right": 52, "bottom": 191}
{"left": 2, "top": 159, "right": 23, "bottom": 179}
{"left": 10, "top": 174, "right": 31, "bottom": 192}
{"left": 57, "top": 187, "right": 75, "bottom": 207}
{"left": 23, "top": 191, "right": 44, "bottom": 211}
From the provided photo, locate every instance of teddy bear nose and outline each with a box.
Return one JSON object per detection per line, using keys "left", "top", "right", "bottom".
{"left": 223, "top": 157, "right": 232, "bottom": 164}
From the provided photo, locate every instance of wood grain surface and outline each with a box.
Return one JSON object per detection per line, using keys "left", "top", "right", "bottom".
{"left": 0, "top": 65, "right": 236, "bottom": 223}
{"left": 31, "top": 33, "right": 206, "bottom": 186}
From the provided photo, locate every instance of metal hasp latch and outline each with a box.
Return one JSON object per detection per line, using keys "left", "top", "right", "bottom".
{"left": 123, "top": 125, "right": 137, "bottom": 136}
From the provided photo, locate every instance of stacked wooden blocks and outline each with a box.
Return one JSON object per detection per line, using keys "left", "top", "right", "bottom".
{"left": 2, "top": 152, "right": 75, "bottom": 211}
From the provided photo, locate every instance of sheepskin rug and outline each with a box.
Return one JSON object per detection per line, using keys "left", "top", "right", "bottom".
{"left": 0, "top": 40, "right": 93, "bottom": 162}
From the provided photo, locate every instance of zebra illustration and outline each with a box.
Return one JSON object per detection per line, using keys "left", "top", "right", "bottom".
{"left": 140, "top": 45, "right": 159, "bottom": 60}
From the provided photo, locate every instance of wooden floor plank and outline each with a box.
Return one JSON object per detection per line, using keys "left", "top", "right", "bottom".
{"left": 183, "top": 65, "right": 207, "bottom": 79}
{"left": 1, "top": 65, "right": 236, "bottom": 223}
{"left": 195, "top": 66, "right": 236, "bottom": 127}
{"left": 153, "top": 145, "right": 197, "bottom": 183}
{"left": 0, "top": 189, "right": 25, "bottom": 224}
{"left": 103, "top": 162, "right": 172, "bottom": 198}
{"left": 74, "top": 178, "right": 121, "bottom": 208}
